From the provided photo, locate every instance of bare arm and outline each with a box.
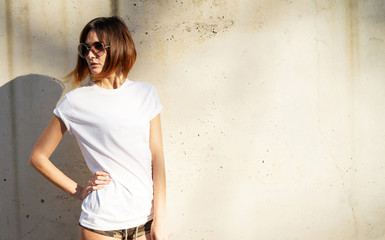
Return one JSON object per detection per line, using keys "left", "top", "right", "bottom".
{"left": 29, "top": 115, "right": 110, "bottom": 200}
{"left": 149, "top": 113, "right": 169, "bottom": 239}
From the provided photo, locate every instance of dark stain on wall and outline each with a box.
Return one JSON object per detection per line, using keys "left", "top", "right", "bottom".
{"left": 5, "top": 0, "right": 14, "bottom": 79}
{"left": 346, "top": 0, "right": 360, "bottom": 85}
{"left": 110, "top": 0, "right": 120, "bottom": 16}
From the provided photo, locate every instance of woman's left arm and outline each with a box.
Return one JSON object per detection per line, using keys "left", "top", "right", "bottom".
{"left": 149, "top": 113, "right": 169, "bottom": 240}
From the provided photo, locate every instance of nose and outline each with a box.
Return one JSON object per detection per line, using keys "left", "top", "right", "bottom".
{"left": 86, "top": 49, "right": 97, "bottom": 59}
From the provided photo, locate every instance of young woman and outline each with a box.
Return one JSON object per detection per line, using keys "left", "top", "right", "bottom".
{"left": 29, "top": 17, "right": 169, "bottom": 240}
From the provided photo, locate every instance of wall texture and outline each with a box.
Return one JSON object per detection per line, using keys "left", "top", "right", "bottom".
{"left": 1, "top": 0, "right": 385, "bottom": 239}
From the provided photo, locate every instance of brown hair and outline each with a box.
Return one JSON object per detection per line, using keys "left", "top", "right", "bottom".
{"left": 68, "top": 16, "right": 136, "bottom": 87}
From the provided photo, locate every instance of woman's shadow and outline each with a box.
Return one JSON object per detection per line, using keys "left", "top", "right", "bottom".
{"left": 0, "top": 74, "right": 91, "bottom": 240}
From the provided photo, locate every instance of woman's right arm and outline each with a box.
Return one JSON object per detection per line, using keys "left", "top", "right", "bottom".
{"left": 29, "top": 115, "right": 111, "bottom": 200}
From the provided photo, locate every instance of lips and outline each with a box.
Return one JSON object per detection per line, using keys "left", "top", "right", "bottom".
{"left": 90, "top": 62, "right": 100, "bottom": 68}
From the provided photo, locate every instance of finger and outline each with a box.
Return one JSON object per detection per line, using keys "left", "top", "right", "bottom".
{"left": 84, "top": 184, "right": 94, "bottom": 192}
{"left": 94, "top": 179, "right": 111, "bottom": 185}
{"left": 91, "top": 185, "right": 105, "bottom": 191}
{"left": 94, "top": 171, "right": 110, "bottom": 176}
{"left": 86, "top": 181, "right": 96, "bottom": 188}
{"left": 95, "top": 175, "right": 112, "bottom": 182}
{"left": 95, "top": 175, "right": 112, "bottom": 181}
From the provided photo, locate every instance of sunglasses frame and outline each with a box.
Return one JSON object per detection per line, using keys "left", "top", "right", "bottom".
{"left": 77, "top": 41, "right": 110, "bottom": 58}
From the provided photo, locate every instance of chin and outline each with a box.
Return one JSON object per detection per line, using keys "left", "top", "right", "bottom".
{"left": 90, "top": 69, "right": 102, "bottom": 75}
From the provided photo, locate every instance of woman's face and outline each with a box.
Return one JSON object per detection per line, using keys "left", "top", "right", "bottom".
{"left": 84, "top": 30, "right": 107, "bottom": 75}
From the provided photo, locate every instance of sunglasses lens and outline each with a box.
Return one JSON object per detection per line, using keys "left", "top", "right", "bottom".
{"left": 78, "top": 44, "right": 89, "bottom": 58}
{"left": 77, "top": 42, "right": 107, "bottom": 58}
{"left": 93, "top": 42, "right": 105, "bottom": 53}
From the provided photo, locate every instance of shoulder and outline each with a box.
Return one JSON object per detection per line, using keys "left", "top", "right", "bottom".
{"left": 62, "top": 83, "right": 95, "bottom": 100}
{"left": 129, "top": 80, "right": 158, "bottom": 97}
{"left": 131, "top": 80, "right": 155, "bottom": 91}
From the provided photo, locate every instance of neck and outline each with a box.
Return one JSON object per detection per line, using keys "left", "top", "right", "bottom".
{"left": 94, "top": 74, "right": 125, "bottom": 89}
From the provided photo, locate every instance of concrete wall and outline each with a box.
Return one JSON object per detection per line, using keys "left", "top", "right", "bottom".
{"left": 1, "top": 0, "right": 385, "bottom": 239}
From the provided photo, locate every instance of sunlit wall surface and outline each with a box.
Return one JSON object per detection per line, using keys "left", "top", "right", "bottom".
{"left": 1, "top": 0, "right": 385, "bottom": 239}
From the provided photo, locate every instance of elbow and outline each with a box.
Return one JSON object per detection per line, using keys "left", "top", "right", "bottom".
{"left": 29, "top": 152, "right": 41, "bottom": 170}
{"left": 29, "top": 154, "right": 36, "bottom": 168}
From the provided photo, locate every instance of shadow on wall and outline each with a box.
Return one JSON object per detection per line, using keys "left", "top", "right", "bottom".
{"left": 0, "top": 74, "right": 90, "bottom": 240}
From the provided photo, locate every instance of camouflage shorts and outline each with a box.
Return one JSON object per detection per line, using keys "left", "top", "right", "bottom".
{"left": 80, "top": 219, "right": 152, "bottom": 240}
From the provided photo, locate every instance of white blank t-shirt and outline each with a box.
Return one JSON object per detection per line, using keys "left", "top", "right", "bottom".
{"left": 53, "top": 79, "right": 163, "bottom": 230}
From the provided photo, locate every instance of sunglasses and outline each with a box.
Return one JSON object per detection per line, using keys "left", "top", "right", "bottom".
{"left": 77, "top": 41, "right": 110, "bottom": 58}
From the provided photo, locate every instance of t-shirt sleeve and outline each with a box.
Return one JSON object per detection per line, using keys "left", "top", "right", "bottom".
{"left": 148, "top": 85, "right": 163, "bottom": 121}
{"left": 53, "top": 95, "right": 73, "bottom": 135}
